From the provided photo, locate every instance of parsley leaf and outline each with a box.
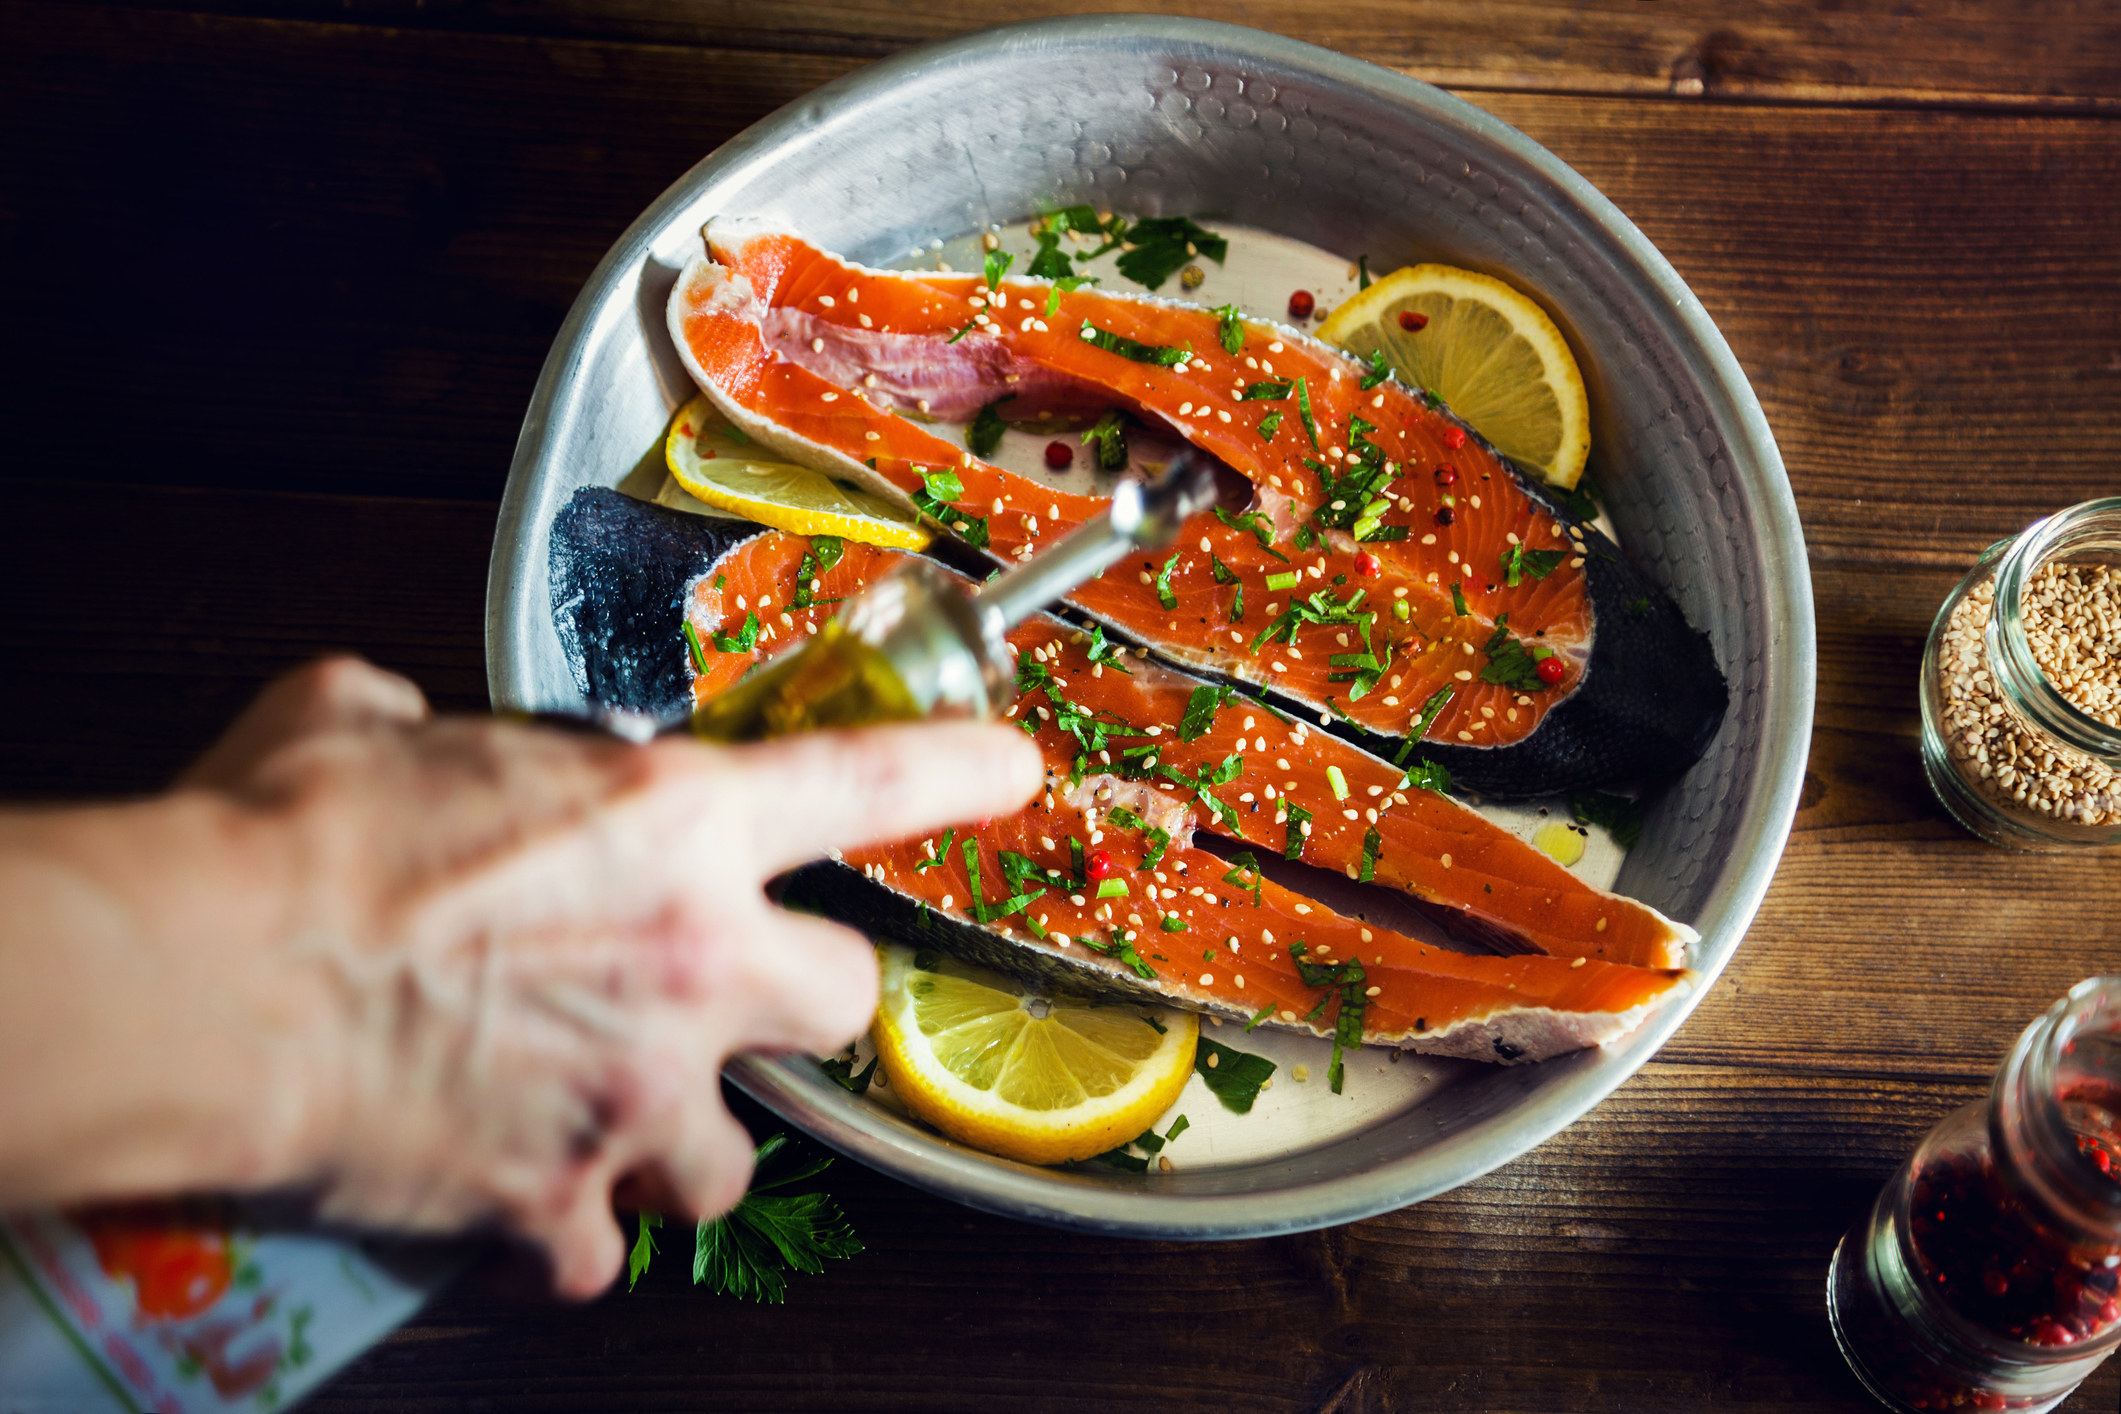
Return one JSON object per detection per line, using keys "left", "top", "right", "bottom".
{"left": 1195, "top": 1037, "right": 1277, "bottom": 1113}
{"left": 1554, "top": 475, "right": 1600, "bottom": 523}
{"left": 711, "top": 612, "right": 760, "bottom": 653}
{"left": 1212, "top": 302, "right": 1246, "bottom": 355}
{"left": 1114, "top": 216, "right": 1228, "bottom": 289}
{"left": 1478, "top": 613, "right": 1558, "bottom": 692}
{"left": 967, "top": 397, "right": 1012, "bottom": 458}
{"left": 1026, "top": 229, "right": 1074, "bottom": 280}
{"left": 691, "top": 1132, "right": 860, "bottom": 1303}
{"left": 1240, "top": 380, "right": 1292, "bottom": 401}
{"left": 1209, "top": 554, "right": 1244, "bottom": 621}
{"left": 789, "top": 536, "right": 846, "bottom": 610}
{"left": 1359, "top": 348, "right": 1391, "bottom": 390}
{"left": 1178, "top": 683, "right": 1236, "bottom": 741}
{"left": 819, "top": 1053, "right": 878, "bottom": 1094}
{"left": 1213, "top": 505, "right": 1286, "bottom": 559}
{"left": 1293, "top": 376, "right": 1322, "bottom": 451}
{"left": 1256, "top": 410, "right": 1284, "bottom": 441}
{"left": 983, "top": 248, "right": 1013, "bottom": 290}
{"left": 910, "top": 467, "right": 991, "bottom": 550}
{"left": 1501, "top": 544, "right": 1567, "bottom": 587}
{"left": 1284, "top": 802, "right": 1313, "bottom": 859}
{"left": 1154, "top": 551, "right": 1182, "bottom": 610}
{"left": 1289, "top": 945, "right": 1368, "bottom": 1093}
{"left": 628, "top": 1212, "right": 660, "bottom": 1291}
{"left": 1045, "top": 273, "right": 1098, "bottom": 316}
{"left": 1080, "top": 321, "right": 1190, "bottom": 366}
{"left": 1401, "top": 759, "right": 1453, "bottom": 795}
{"left": 1222, "top": 851, "right": 1263, "bottom": 908}
{"left": 1082, "top": 624, "right": 1133, "bottom": 675}
{"left": 1571, "top": 791, "right": 1645, "bottom": 849}
{"left": 1082, "top": 409, "right": 1129, "bottom": 470}
{"left": 1082, "top": 934, "right": 1158, "bottom": 979}
{"left": 1359, "top": 826, "right": 1383, "bottom": 883}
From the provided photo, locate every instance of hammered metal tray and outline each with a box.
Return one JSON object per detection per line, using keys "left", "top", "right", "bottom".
{"left": 486, "top": 16, "right": 1814, "bottom": 1239}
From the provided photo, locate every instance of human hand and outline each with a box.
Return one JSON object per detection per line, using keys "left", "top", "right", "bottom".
{"left": 182, "top": 657, "right": 1041, "bottom": 1295}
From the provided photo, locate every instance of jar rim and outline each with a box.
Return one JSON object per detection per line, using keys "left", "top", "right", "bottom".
{"left": 1995, "top": 976, "right": 2121, "bottom": 1238}
{"left": 1988, "top": 497, "right": 2121, "bottom": 763}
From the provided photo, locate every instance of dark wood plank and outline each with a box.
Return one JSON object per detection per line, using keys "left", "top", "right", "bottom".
{"left": 308, "top": 1067, "right": 2119, "bottom": 1412}
{"left": 6, "top": 4, "right": 2119, "bottom": 550}
{"left": 88, "top": 0, "right": 2121, "bottom": 110}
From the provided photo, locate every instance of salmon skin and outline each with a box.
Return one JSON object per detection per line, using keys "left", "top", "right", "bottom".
{"left": 547, "top": 489, "right": 1693, "bottom": 1063}
{"left": 667, "top": 223, "right": 1727, "bottom": 797}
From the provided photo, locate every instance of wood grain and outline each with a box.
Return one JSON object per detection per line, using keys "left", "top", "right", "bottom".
{"left": 306, "top": 1068, "right": 2118, "bottom": 1413}
{"left": 87, "top": 0, "right": 2121, "bottom": 110}
{"left": 8, "top": 1, "right": 2121, "bottom": 1409}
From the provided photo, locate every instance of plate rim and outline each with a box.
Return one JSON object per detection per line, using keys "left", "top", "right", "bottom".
{"left": 487, "top": 13, "right": 1816, "bottom": 1239}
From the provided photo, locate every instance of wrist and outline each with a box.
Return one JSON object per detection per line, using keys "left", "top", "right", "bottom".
{"left": 0, "top": 791, "right": 329, "bottom": 1208}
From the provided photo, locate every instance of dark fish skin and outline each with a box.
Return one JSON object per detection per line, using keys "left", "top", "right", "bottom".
{"left": 1374, "top": 502, "right": 1727, "bottom": 801}
{"left": 547, "top": 487, "right": 765, "bottom": 719}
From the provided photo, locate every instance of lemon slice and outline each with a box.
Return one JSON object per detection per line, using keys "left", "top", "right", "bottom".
{"left": 870, "top": 943, "right": 1198, "bottom": 1166}
{"left": 663, "top": 395, "right": 930, "bottom": 549}
{"left": 1317, "top": 264, "right": 1591, "bottom": 489}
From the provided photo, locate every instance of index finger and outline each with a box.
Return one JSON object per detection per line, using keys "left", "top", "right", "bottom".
{"left": 666, "top": 721, "right": 1043, "bottom": 875}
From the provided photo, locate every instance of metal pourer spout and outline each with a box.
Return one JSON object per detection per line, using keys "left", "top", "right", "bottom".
{"left": 969, "top": 451, "right": 1219, "bottom": 632}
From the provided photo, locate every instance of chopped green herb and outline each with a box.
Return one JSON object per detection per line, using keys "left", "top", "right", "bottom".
{"left": 1244, "top": 1004, "right": 1276, "bottom": 1032}
{"left": 1284, "top": 803, "right": 1313, "bottom": 859}
{"left": 1212, "top": 303, "right": 1246, "bottom": 355}
{"left": 1080, "top": 321, "right": 1190, "bottom": 367}
{"left": 1082, "top": 409, "right": 1129, "bottom": 470}
{"left": 1356, "top": 255, "right": 1373, "bottom": 289}
{"left": 1159, "top": 914, "right": 1189, "bottom": 932}
{"left": 1194, "top": 1038, "right": 1276, "bottom": 1113}
{"left": 1571, "top": 791, "right": 1646, "bottom": 849}
{"left": 910, "top": 467, "right": 991, "bottom": 550}
{"left": 712, "top": 612, "right": 761, "bottom": 653}
{"left": 1501, "top": 543, "right": 1567, "bottom": 587}
{"left": 983, "top": 248, "right": 1014, "bottom": 290}
{"left": 1404, "top": 687, "right": 1454, "bottom": 747}
{"left": 789, "top": 536, "right": 847, "bottom": 610}
{"left": 1087, "top": 1145, "right": 1150, "bottom": 1173}
{"left": 1293, "top": 376, "right": 1321, "bottom": 451}
{"left": 1451, "top": 582, "right": 1468, "bottom": 616}
{"left": 1554, "top": 476, "right": 1599, "bottom": 522}
{"left": 1240, "top": 380, "right": 1293, "bottom": 401}
{"left": 1402, "top": 759, "right": 1453, "bottom": 795}
{"left": 1114, "top": 216, "right": 1228, "bottom": 290}
{"left": 713, "top": 573, "right": 727, "bottom": 590}
{"left": 1289, "top": 945, "right": 1368, "bottom": 1093}
{"left": 966, "top": 397, "right": 1012, "bottom": 458}
{"left": 1222, "top": 851, "right": 1263, "bottom": 908}
{"left": 1256, "top": 410, "right": 1284, "bottom": 441}
{"left": 1105, "top": 805, "right": 1172, "bottom": 870}
{"left": 1164, "top": 1114, "right": 1190, "bottom": 1142}
{"left": 1044, "top": 273, "right": 1099, "bottom": 316}
{"left": 945, "top": 316, "right": 980, "bottom": 344}
{"left": 1082, "top": 934, "right": 1157, "bottom": 980}
{"left": 819, "top": 1053, "right": 878, "bottom": 1095}
{"left": 628, "top": 1211, "right": 661, "bottom": 1291}
{"left": 1359, "top": 348, "right": 1391, "bottom": 390}
{"left": 1358, "top": 826, "right": 1383, "bottom": 883}
{"left": 1213, "top": 506, "right": 1287, "bottom": 559}
{"left": 1629, "top": 595, "right": 1650, "bottom": 618}
{"left": 1265, "top": 570, "right": 1300, "bottom": 592}
{"left": 1096, "top": 877, "right": 1130, "bottom": 899}
{"left": 1478, "top": 613, "right": 1558, "bottom": 693}
{"left": 682, "top": 620, "right": 710, "bottom": 674}
{"left": 1392, "top": 599, "right": 1411, "bottom": 622}
{"left": 912, "top": 827, "right": 957, "bottom": 872}
{"left": 1209, "top": 554, "right": 1245, "bottom": 621}
{"left": 1154, "top": 551, "right": 1182, "bottom": 610}
{"left": 1327, "top": 766, "right": 1350, "bottom": 801}
{"left": 1082, "top": 624, "right": 1133, "bottom": 676}
{"left": 1178, "top": 683, "right": 1236, "bottom": 741}
{"left": 690, "top": 1133, "right": 860, "bottom": 1302}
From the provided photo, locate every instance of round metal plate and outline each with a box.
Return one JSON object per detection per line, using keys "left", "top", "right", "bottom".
{"left": 486, "top": 15, "right": 1815, "bottom": 1239}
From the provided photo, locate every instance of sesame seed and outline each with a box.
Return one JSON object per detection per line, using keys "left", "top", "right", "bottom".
{"left": 821, "top": 391, "right": 838, "bottom": 402}
{"left": 940, "top": 894, "right": 955, "bottom": 908}
{"left": 1596, "top": 917, "right": 1609, "bottom": 932}
{"left": 1441, "top": 854, "right": 1453, "bottom": 869}
{"left": 810, "top": 337, "right": 826, "bottom": 352}
{"left": 1571, "top": 956, "right": 1587, "bottom": 968}
{"left": 1454, "top": 670, "right": 1473, "bottom": 681}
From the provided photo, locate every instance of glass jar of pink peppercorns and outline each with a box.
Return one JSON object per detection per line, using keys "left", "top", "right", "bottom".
{"left": 1829, "top": 979, "right": 2121, "bottom": 1410}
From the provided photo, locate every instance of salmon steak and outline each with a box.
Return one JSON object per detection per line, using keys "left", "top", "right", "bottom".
{"left": 666, "top": 223, "right": 1727, "bottom": 797}
{"left": 548, "top": 488, "right": 1694, "bottom": 1065}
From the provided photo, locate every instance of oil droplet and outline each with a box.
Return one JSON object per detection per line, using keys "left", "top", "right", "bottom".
{"left": 1533, "top": 821, "right": 1586, "bottom": 868}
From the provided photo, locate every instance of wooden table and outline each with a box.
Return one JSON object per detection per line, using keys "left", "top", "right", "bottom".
{"left": 5, "top": 2, "right": 2120, "bottom": 1409}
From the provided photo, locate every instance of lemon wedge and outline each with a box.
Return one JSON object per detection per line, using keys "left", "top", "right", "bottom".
{"left": 1317, "top": 264, "right": 1591, "bottom": 490}
{"left": 663, "top": 395, "right": 930, "bottom": 549}
{"left": 870, "top": 943, "right": 1197, "bottom": 1166}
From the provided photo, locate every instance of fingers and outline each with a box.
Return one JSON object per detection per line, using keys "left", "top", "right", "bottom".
{"left": 716, "top": 910, "right": 880, "bottom": 1058}
{"left": 184, "top": 656, "right": 429, "bottom": 790}
{"left": 679, "top": 721, "right": 1043, "bottom": 874}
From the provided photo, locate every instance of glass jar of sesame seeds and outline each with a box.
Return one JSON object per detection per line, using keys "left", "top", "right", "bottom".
{"left": 1919, "top": 497, "right": 2121, "bottom": 850}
